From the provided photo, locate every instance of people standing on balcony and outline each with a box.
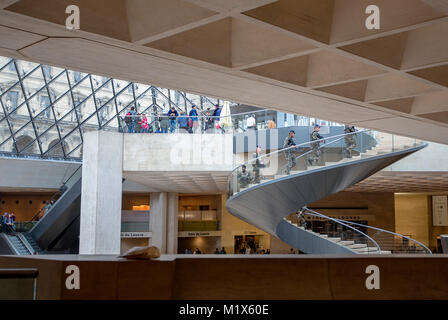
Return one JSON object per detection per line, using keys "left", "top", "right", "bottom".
{"left": 308, "top": 124, "right": 324, "bottom": 166}
{"left": 177, "top": 111, "right": 189, "bottom": 132}
{"left": 212, "top": 104, "right": 224, "bottom": 133}
{"left": 160, "top": 114, "right": 169, "bottom": 133}
{"left": 247, "top": 113, "right": 256, "bottom": 130}
{"left": 283, "top": 130, "right": 297, "bottom": 174}
{"left": 167, "top": 106, "right": 179, "bottom": 133}
{"left": 194, "top": 247, "right": 202, "bottom": 254}
{"left": 189, "top": 105, "right": 199, "bottom": 133}
{"left": 203, "top": 108, "right": 213, "bottom": 132}
{"left": 135, "top": 113, "right": 142, "bottom": 133}
{"left": 126, "top": 106, "right": 137, "bottom": 133}
{"left": 220, "top": 247, "right": 227, "bottom": 254}
{"left": 214, "top": 248, "right": 220, "bottom": 254}
{"left": 268, "top": 118, "right": 276, "bottom": 129}
{"left": 141, "top": 114, "right": 149, "bottom": 133}
{"left": 344, "top": 125, "right": 357, "bottom": 158}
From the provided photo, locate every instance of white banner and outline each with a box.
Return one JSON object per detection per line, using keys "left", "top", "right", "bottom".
{"left": 433, "top": 196, "right": 448, "bottom": 226}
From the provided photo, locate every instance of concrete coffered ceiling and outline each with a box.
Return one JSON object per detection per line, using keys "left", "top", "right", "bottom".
{"left": 1, "top": 0, "right": 448, "bottom": 143}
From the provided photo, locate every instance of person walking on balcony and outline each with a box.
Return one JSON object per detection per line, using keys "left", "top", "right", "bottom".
{"left": 344, "top": 125, "right": 357, "bottom": 158}
{"left": 189, "top": 105, "right": 199, "bottom": 133}
{"left": 237, "top": 165, "right": 253, "bottom": 189}
{"left": 247, "top": 113, "right": 256, "bottom": 130}
{"left": 283, "top": 130, "right": 297, "bottom": 174}
{"left": 308, "top": 124, "right": 324, "bottom": 166}
{"left": 167, "top": 107, "right": 179, "bottom": 133}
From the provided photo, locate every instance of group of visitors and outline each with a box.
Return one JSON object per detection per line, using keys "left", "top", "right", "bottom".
{"left": 124, "top": 104, "right": 225, "bottom": 134}
{"left": 237, "top": 123, "right": 358, "bottom": 187}
{"left": 0, "top": 212, "right": 16, "bottom": 232}
{"left": 184, "top": 247, "right": 227, "bottom": 254}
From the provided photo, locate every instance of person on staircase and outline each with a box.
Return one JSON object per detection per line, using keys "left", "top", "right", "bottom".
{"left": 283, "top": 130, "right": 297, "bottom": 174}
{"left": 344, "top": 125, "right": 357, "bottom": 158}
{"left": 237, "top": 165, "right": 253, "bottom": 189}
{"left": 252, "top": 145, "right": 265, "bottom": 184}
{"left": 296, "top": 207, "right": 308, "bottom": 230}
{"left": 308, "top": 124, "right": 324, "bottom": 166}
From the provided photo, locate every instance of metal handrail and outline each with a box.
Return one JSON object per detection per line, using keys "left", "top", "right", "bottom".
{"left": 29, "top": 165, "right": 82, "bottom": 222}
{"left": 229, "top": 129, "right": 368, "bottom": 178}
{"left": 328, "top": 216, "right": 432, "bottom": 254}
{"left": 301, "top": 207, "right": 382, "bottom": 254}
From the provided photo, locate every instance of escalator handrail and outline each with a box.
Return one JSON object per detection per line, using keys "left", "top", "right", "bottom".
{"left": 29, "top": 165, "right": 82, "bottom": 222}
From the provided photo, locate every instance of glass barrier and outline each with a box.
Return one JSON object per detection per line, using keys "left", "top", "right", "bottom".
{"left": 228, "top": 129, "right": 425, "bottom": 196}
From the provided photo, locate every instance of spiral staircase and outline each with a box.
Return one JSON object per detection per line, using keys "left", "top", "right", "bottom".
{"left": 226, "top": 130, "right": 431, "bottom": 254}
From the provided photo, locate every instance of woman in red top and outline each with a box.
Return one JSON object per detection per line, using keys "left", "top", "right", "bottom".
{"left": 141, "top": 114, "right": 149, "bottom": 133}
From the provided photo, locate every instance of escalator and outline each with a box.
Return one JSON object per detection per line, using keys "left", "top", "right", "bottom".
{"left": 226, "top": 130, "right": 430, "bottom": 254}
{"left": 0, "top": 166, "right": 82, "bottom": 255}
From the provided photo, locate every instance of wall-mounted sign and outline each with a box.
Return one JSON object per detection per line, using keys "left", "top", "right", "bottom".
{"left": 432, "top": 196, "right": 448, "bottom": 226}
{"left": 178, "top": 231, "right": 222, "bottom": 238}
{"left": 121, "top": 232, "right": 151, "bottom": 238}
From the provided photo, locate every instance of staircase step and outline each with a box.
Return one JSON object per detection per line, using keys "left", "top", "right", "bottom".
{"left": 354, "top": 247, "right": 380, "bottom": 253}
{"left": 339, "top": 240, "right": 355, "bottom": 246}
{"left": 346, "top": 243, "right": 367, "bottom": 249}
{"left": 318, "top": 234, "right": 328, "bottom": 238}
{"left": 328, "top": 237, "right": 341, "bottom": 242}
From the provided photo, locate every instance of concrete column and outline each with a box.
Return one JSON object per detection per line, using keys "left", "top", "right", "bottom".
{"left": 150, "top": 192, "right": 167, "bottom": 253}
{"left": 79, "top": 131, "right": 123, "bottom": 255}
{"left": 166, "top": 192, "right": 178, "bottom": 254}
{"left": 149, "top": 192, "right": 178, "bottom": 254}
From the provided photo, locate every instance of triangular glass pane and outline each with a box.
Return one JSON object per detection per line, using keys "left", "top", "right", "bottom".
{"left": 21, "top": 67, "right": 46, "bottom": 101}
{"left": 66, "top": 143, "right": 82, "bottom": 159}
{"left": 40, "top": 129, "right": 65, "bottom": 158}
{"left": 133, "top": 83, "right": 150, "bottom": 97}
{"left": 15, "top": 59, "right": 38, "bottom": 78}
{"left": 0, "top": 135, "right": 15, "bottom": 154}
{"left": 26, "top": 88, "right": 51, "bottom": 119}
{"left": 0, "top": 118, "right": 13, "bottom": 142}
{"left": 47, "top": 71, "right": 70, "bottom": 101}
{"left": 21, "top": 139, "right": 40, "bottom": 156}
{"left": 98, "top": 103, "right": 114, "bottom": 127}
{"left": 66, "top": 69, "right": 87, "bottom": 86}
{"left": 114, "top": 85, "right": 135, "bottom": 112}
{"left": 35, "top": 117, "right": 55, "bottom": 137}
{"left": 101, "top": 114, "right": 120, "bottom": 131}
{"left": 135, "top": 88, "right": 153, "bottom": 113}
{"left": 0, "top": 57, "right": 13, "bottom": 70}
{"left": 0, "top": 61, "right": 19, "bottom": 92}
{"left": 1, "top": 84, "right": 25, "bottom": 115}
{"left": 13, "top": 122, "right": 38, "bottom": 153}
{"left": 58, "top": 109, "right": 79, "bottom": 129}
{"left": 53, "top": 93, "right": 73, "bottom": 121}
{"left": 78, "top": 96, "right": 97, "bottom": 125}
{"left": 63, "top": 130, "right": 82, "bottom": 158}
{"left": 9, "top": 104, "right": 31, "bottom": 133}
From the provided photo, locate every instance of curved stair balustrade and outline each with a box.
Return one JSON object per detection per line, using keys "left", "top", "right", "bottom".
{"left": 226, "top": 129, "right": 427, "bottom": 254}
{"left": 284, "top": 208, "right": 382, "bottom": 254}
{"left": 310, "top": 210, "right": 432, "bottom": 254}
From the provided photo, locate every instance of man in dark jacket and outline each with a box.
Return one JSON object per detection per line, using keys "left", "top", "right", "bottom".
{"left": 189, "top": 105, "right": 199, "bottom": 133}
{"left": 167, "top": 107, "right": 179, "bottom": 133}
{"left": 283, "top": 130, "right": 297, "bottom": 174}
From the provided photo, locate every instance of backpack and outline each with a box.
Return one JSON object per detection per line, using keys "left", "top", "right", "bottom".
{"left": 125, "top": 112, "right": 131, "bottom": 125}
{"left": 187, "top": 118, "right": 193, "bottom": 128}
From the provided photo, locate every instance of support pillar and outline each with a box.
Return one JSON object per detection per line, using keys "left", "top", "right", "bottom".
{"left": 150, "top": 192, "right": 178, "bottom": 254}
{"left": 79, "top": 131, "right": 123, "bottom": 255}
